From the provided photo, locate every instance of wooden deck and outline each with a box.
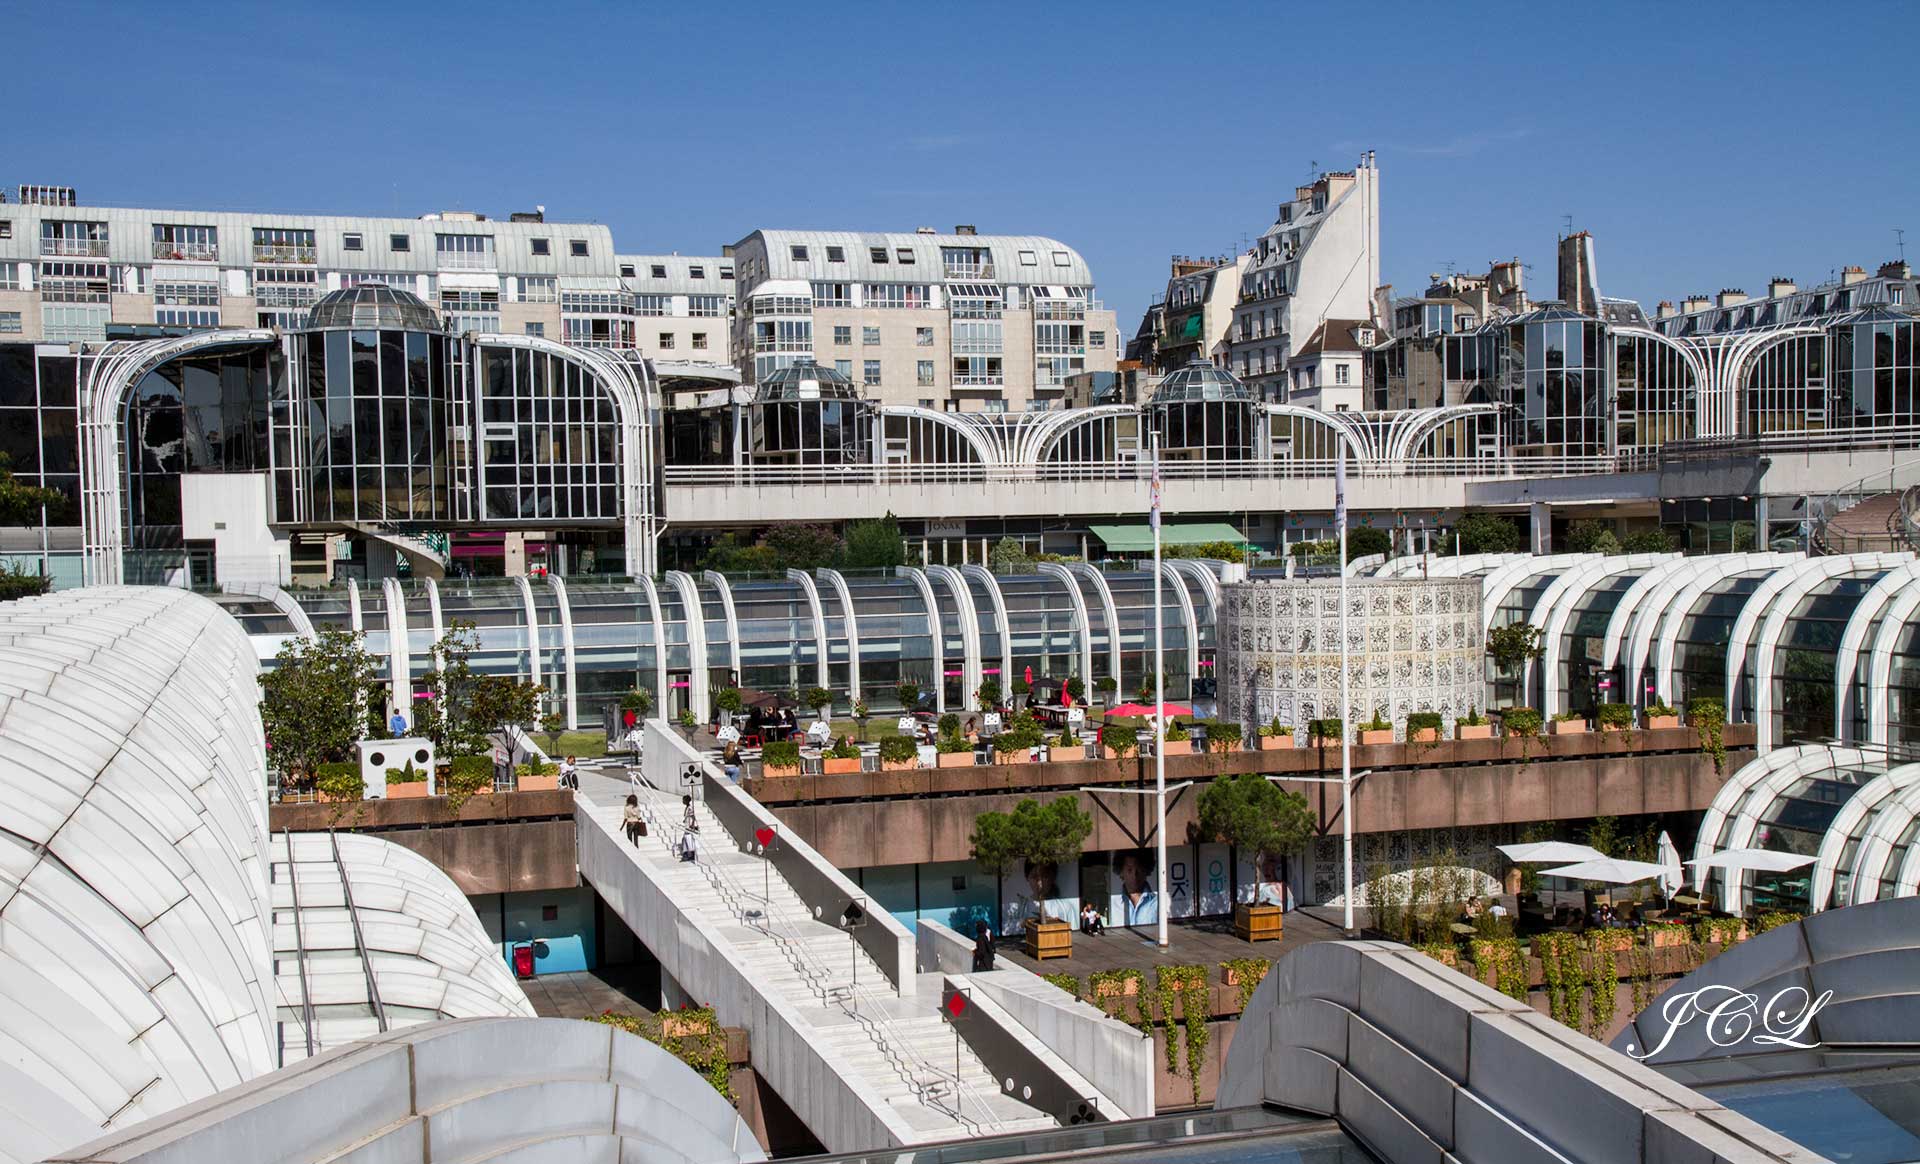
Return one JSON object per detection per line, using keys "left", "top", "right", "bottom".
{"left": 995, "top": 907, "right": 1349, "bottom": 977}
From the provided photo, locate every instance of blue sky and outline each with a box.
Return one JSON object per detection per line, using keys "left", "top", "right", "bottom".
{"left": 7, "top": 1, "right": 1915, "bottom": 329}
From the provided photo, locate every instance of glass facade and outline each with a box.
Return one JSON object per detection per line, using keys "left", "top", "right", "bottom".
{"left": 289, "top": 326, "right": 451, "bottom": 523}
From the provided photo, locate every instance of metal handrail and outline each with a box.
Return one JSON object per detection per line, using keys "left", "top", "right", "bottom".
{"left": 329, "top": 829, "right": 389, "bottom": 1033}
{"left": 279, "top": 829, "right": 317, "bottom": 1061}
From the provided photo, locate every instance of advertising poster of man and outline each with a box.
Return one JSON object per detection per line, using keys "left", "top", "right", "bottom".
{"left": 1235, "top": 849, "right": 1297, "bottom": 911}
{"left": 1110, "top": 848, "right": 1159, "bottom": 927}
{"left": 1000, "top": 859, "right": 1080, "bottom": 932}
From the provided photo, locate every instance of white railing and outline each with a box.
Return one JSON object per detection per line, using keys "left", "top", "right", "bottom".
{"left": 665, "top": 453, "right": 1650, "bottom": 488}
{"left": 252, "top": 244, "right": 317, "bottom": 264}
{"left": 41, "top": 237, "right": 108, "bottom": 258}
{"left": 943, "top": 263, "right": 996, "bottom": 280}
{"left": 152, "top": 242, "right": 219, "bottom": 262}
{"left": 952, "top": 374, "right": 1006, "bottom": 388}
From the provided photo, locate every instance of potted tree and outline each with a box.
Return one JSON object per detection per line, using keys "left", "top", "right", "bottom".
{"left": 992, "top": 730, "right": 1032, "bottom": 765}
{"left": 1456, "top": 708, "right": 1493, "bottom": 740}
{"left": 1596, "top": 703, "right": 1634, "bottom": 733}
{"left": 1094, "top": 675, "right": 1117, "bottom": 705}
{"left": 1161, "top": 720, "right": 1192, "bottom": 756}
{"left": 935, "top": 717, "right": 975, "bottom": 768}
{"left": 1066, "top": 676, "right": 1086, "bottom": 705}
{"left": 316, "top": 761, "right": 364, "bottom": 804}
{"left": 851, "top": 698, "right": 870, "bottom": 742}
{"left": 1011, "top": 675, "right": 1031, "bottom": 703}
{"left": 878, "top": 734, "right": 919, "bottom": 771}
{"left": 1359, "top": 709, "right": 1395, "bottom": 746}
{"left": 1258, "top": 717, "right": 1294, "bottom": 751}
{"left": 676, "top": 707, "right": 697, "bottom": 741}
{"left": 971, "top": 797, "right": 1092, "bottom": 959}
{"left": 1103, "top": 720, "right": 1139, "bottom": 761}
{"left": 823, "top": 736, "right": 863, "bottom": 774}
{"left": 515, "top": 756, "right": 558, "bottom": 792}
{"left": 977, "top": 677, "right": 1003, "bottom": 711}
{"left": 1203, "top": 719, "right": 1242, "bottom": 754}
{"left": 713, "top": 686, "right": 744, "bottom": 728}
{"left": 1198, "top": 772, "right": 1313, "bottom": 943}
{"left": 760, "top": 739, "right": 802, "bottom": 778}
{"left": 896, "top": 680, "right": 921, "bottom": 714}
{"left": 806, "top": 686, "right": 835, "bottom": 725}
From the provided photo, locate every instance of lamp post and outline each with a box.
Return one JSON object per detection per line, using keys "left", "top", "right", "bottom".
{"left": 1151, "top": 429, "right": 1168, "bottom": 950}
{"left": 1338, "top": 445, "right": 1356, "bottom": 938}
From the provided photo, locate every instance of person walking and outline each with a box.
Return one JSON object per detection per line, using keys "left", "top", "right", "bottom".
{"left": 971, "top": 921, "right": 995, "bottom": 972}
{"left": 621, "top": 794, "right": 646, "bottom": 847}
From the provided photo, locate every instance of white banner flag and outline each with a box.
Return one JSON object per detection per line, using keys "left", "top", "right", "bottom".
{"left": 1334, "top": 445, "right": 1348, "bottom": 534}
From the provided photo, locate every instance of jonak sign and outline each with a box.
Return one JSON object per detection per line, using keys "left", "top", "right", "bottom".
{"left": 1625, "top": 985, "right": 1832, "bottom": 1060}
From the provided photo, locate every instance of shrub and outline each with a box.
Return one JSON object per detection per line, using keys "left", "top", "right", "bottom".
{"left": 895, "top": 681, "right": 921, "bottom": 710}
{"left": 977, "top": 678, "right": 1003, "bottom": 707}
{"left": 1202, "top": 719, "right": 1241, "bottom": 753}
{"left": 1596, "top": 703, "right": 1634, "bottom": 730}
{"left": 713, "top": 687, "right": 744, "bottom": 715}
{"left": 514, "top": 759, "right": 553, "bottom": 777}
{"left": 1164, "top": 721, "right": 1190, "bottom": 742}
{"left": 1405, "top": 711, "right": 1442, "bottom": 736}
{"left": 828, "top": 737, "right": 861, "bottom": 760}
{"left": 1258, "top": 717, "right": 1293, "bottom": 738}
{"left": 1011, "top": 677, "right": 1031, "bottom": 696}
{"left": 939, "top": 712, "right": 962, "bottom": 737}
{"left": 1309, "top": 717, "right": 1342, "bottom": 741}
{"left": 1066, "top": 677, "right": 1085, "bottom": 701}
{"left": 1104, "top": 728, "right": 1137, "bottom": 758}
{"left": 760, "top": 740, "right": 801, "bottom": 768}
{"left": 316, "top": 761, "right": 364, "bottom": 801}
{"left": 1551, "top": 709, "right": 1584, "bottom": 723}
{"left": 1688, "top": 696, "right": 1727, "bottom": 773}
{"left": 1645, "top": 701, "right": 1677, "bottom": 719}
{"left": 878, "top": 735, "right": 918, "bottom": 763}
{"left": 805, "top": 687, "right": 834, "bottom": 717}
{"left": 1461, "top": 707, "right": 1486, "bottom": 726}
{"left": 1361, "top": 708, "right": 1392, "bottom": 733}
{"left": 1095, "top": 675, "right": 1118, "bottom": 695}
{"left": 620, "top": 688, "right": 655, "bottom": 715}
{"left": 385, "top": 763, "right": 428, "bottom": 784}
{"left": 1502, "top": 707, "right": 1544, "bottom": 737}
{"left": 993, "top": 731, "right": 1028, "bottom": 755}
{"left": 1056, "top": 729, "right": 1079, "bottom": 749}
{"left": 936, "top": 731, "right": 974, "bottom": 755}
{"left": 442, "top": 758, "right": 492, "bottom": 810}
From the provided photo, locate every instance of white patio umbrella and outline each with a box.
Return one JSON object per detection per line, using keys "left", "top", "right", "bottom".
{"left": 1687, "top": 849, "right": 1817, "bottom": 912}
{"left": 1536, "top": 857, "right": 1675, "bottom": 886}
{"left": 1656, "top": 831, "right": 1684, "bottom": 899}
{"left": 1497, "top": 841, "right": 1607, "bottom": 865}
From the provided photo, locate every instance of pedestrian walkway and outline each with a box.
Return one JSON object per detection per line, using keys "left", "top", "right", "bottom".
{"left": 575, "top": 768, "right": 1061, "bottom": 1146}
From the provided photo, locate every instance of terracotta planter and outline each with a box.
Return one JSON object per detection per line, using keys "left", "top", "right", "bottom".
{"left": 1094, "top": 977, "right": 1140, "bottom": 998}
{"left": 936, "top": 751, "right": 975, "bottom": 768}
{"left": 660, "top": 1014, "right": 711, "bottom": 1038}
{"left": 1549, "top": 719, "right": 1588, "bottom": 735}
{"left": 1425, "top": 947, "right": 1459, "bottom": 967}
{"left": 386, "top": 781, "right": 430, "bottom": 799}
{"left": 823, "top": 756, "right": 862, "bottom": 774}
{"left": 1258, "top": 733, "right": 1294, "bottom": 750}
{"left": 1160, "top": 739, "right": 1192, "bottom": 756}
{"left": 1408, "top": 727, "right": 1440, "bottom": 743}
{"left": 318, "top": 789, "right": 360, "bottom": 804}
{"left": 1457, "top": 723, "right": 1494, "bottom": 740}
{"left": 1646, "top": 715, "right": 1680, "bottom": 730}
{"left": 1360, "top": 728, "right": 1395, "bottom": 745}
{"left": 1594, "top": 930, "right": 1633, "bottom": 952}
{"left": 516, "top": 774, "right": 558, "bottom": 792}
{"left": 881, "top": 758, "right": 917, "bottom": 771}
{"left": 1103, "top": 746, "right": 1136, "bottom": 760}
{"left": 762, "top": 763, "right": 801, "bottom": 778}
{"left": 1649, "top": 927, "right": 1688, "bottom": 948}
{"left": 993, "top": 750, "right": 1030, "bottom": 765}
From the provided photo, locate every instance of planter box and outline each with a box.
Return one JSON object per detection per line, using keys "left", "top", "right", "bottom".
{"left": 762, "top": 763, "right": 801, "bottom": 778}
{"left": 1424, "top": 946, "right": 1459, "bottom": 967}
{"left": 1649, "top": 926, "right": 1690, "bottom": 948}
{"left": 1408, "top": 727, "right": 1440, "bottom": 743}
{"left": 1103, "top": 746, "right": 1137, "bottom": 760}
{"left": 1646, "top": 715, "right": 1680, "bottom": 730}
{"left": 1093, "top": 977, "right": 1140, "bottom": 998}
{"left": 1456, "top": 723, "right": 1494, "bottom": 740}
{"left": 823, "top": 756, "right": 862, "bottom": 774}
{"left": 660, "top": 1014, "right": 712, "bottom": 1038}
{"left": 1160, "top": 739, "right": 1192, "bottom": 756}
{"left": 1233, "top": 902, "right": 1283, "bottom": 942}
{"left": 1359, "top": 728, "right": 1395, "bottom": 745}
{"left": 936, "top": 751, "right": 976, "bottom": 768}
{"left": 1593, "top": 930, "right": 1634, "bottom": 952}
{"left": 1258, "top": 734, "right": 1294, "bottom": 750}
{"left": 1549, "top": 719, "right": 1588, "bottom": 735}
{"left": 1023, "top": 916, "right": 1073, "bottom": 960}
{"left": 516, "top": 774, "right": 558, "bottom": 793}
{"left": 881, "top": 758, "right": 917, "bottom": 771}
{"left": 993, "top": 750, "right": 1031, "bottom": 765}
{"left": 386, "top": 781, "right": 431, "bottom": 799}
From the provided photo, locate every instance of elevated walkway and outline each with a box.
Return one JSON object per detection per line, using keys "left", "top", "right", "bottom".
{"left": 575, "top": 723, "right": 1076, "bottom": 1151}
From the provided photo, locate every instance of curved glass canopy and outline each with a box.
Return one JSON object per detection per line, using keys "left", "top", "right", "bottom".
{"left": 1151, "top": 357, "right": 1253, "bottom": 403}
{"left": 754, "top": 358, "right": 862, "bottom": 402}
{"left": 305, "top": 284, "right": 443, "bottom": 332}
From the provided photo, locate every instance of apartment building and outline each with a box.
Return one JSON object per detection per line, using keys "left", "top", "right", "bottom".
{"left": 1228, "top": 154, "right": 1381, "bottom": 402}
{"left": 727, "top": 227, "right": 1120, "bottom": 411}
{"left": 1152, "top": 253, "right": 1245, "bottom": 370}
{"left": 615, "top": 252, "right": 735, "bottom": 365}
{"left": 0, "top": 186, "right": 622, "bottom": 344}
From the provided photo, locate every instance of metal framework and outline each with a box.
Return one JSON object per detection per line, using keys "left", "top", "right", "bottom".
{"left": 817, "top": 568, "right": 861, "bottom": 701}
{"left": 927, "top": 565, "right": 983, "bottom": 708}
{"left": 668, "top": 571, "right": 714, "bottom": 719}
{"left": 1035, "top": 563, "right": 1093, "bottom": 696}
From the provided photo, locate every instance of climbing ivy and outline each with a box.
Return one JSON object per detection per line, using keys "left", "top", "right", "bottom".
{"left": 1688, "top": 696, "right": 1727, "bottom": 774}
{"left": 1154, "top": 964, "right": 1211, "bottom": 1100}
{"left": 1088, "top": 968, "right": 1147, "bottom": 1028}
{"left": 1469, "top": 937, "right": 1529, "bottom": 1002}
{"left": 1585, "top": 934, "right": 1618, "bottom": 1039}
{"left": 1042, "top": 972, "right": 1082, "bottom": 998}
{"left": 1219, "top": 957, "right": 1271, "bottom": 1013}
{"left": 593, "top": 1008, "right": 733, "bottom": 1101}
{"left": 1537, "top": 933, "right": 1585, "bottom": 1029}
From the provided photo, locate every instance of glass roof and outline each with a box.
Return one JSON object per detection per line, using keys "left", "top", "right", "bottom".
{"left": 304, "top": 284, "right": 443, "bottom": 333}
{"left": 756, "top": 358, "right": 863, "bottom": 402}
{"left": 801, "top": 1106, "right": 1374, "bottom": 1163}
{"left": 1152, "top": 357, "right": 1253, "bottom": 403}
{"left": 1690, "top": 1056, "right": 1920, "bottom": 1164}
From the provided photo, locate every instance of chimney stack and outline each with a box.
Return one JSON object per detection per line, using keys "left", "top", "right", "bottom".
{"left": 1715, "top": 289, "right": 1748, "bottom": 308}
{"left": 1682, "top": 295, "right": 1711, "bottom": 314}
{"left": 1655, "top": 301, "right": 1677, "bottom": 319}
{"left": 1878, "top": 259, "right": 1911, "bottom": 279}
{"left": 1768, "top": 277, "right": 1797, "bottom": 299}
{"left": 1841, "top": 265, "right": 1867, "bottom": 286}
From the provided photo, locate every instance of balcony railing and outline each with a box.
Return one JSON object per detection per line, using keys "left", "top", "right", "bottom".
{"left": 252, "top": 244, "right": 317, "bottom": 265}
{"left": 152, "top": 242, "right": 219, "bottom": 262}
{"left": 664, "top": 452, "right": 1656, "bottom": 488}
{"left": 1035, "top": 343, "right": 1086, "bottom": 356}
{"left": 1034, "top": 301, "right": 1090, "bottom": 320}
{"left": 943, "top": 262, "right": 997, "bottom": 280}
{"left": 952, "top": 374, "right": 1006, "bottom": 388}
{"left": 436, "top": 250, "right": 497, "bottom": 271}
{"left": 41, "top": 237, "right": 108, "bottom": 258}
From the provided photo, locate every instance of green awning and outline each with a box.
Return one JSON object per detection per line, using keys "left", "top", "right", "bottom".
{"left": 1179, "top": 314, "right": 1203, "bottom": 339}
{"left": 1088, "top": 522, "right": 1247, "bottom": 553}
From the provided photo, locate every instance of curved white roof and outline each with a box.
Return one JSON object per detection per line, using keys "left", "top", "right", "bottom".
{"left": 743, "top": 228, "right": 1096, "bottom": 288}
{"left": 0, "top": 587, "right": 531, "bottom": 1164}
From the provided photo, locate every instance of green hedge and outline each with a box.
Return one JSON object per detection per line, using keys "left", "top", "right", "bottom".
{"left": 761, "top": 740, "right": 801, "bottom": 768}
{"left": 877, "top": 735, "right": 918, "bottom": 763}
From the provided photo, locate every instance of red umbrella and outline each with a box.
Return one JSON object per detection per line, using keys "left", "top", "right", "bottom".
{"left": 1105, "top": 702, "right": 1192, "bottom": 718}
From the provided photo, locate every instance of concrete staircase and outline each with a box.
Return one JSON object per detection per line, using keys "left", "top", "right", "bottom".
{"left": 1815, "top": 491, "right": 1913, "bottom": 553}
{"left": 580, "top": 784, "right": 1058, "bottom": 1142}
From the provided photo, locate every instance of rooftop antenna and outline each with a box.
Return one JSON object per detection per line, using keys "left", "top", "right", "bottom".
{"left": 1560, "top": 214, "right": 1573, "bottom": 240}
{"left": 1899, "top": 228, "right": 1907, "bottom": 262}
{"left": 1308, "top": 159, "right": 1319, "bottom": 176}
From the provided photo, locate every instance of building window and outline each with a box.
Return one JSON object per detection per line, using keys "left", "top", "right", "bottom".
{"left": 870, "top": 247, "right": 889, "bottom": 264}
{"left": 155, "top": 307, "right": 219, "bottom": 329}
{"left": 0, "top": 312, "right": 19, "bottom": 333}
{"left": 1018, "top": 250, "right": 1037, "bottom": 265}
{"left": 692, "top": 332, "right": 708, "bottom": 349}
{"left": 250, "top": 226, "right": 315, "bottom": 264}
{"left": 620, "top": 264, "right": 636, "bottom": 278}
{"left": 863, "top": 326, "right": 881, "bottom": 346}
{"left": 525, "top": 322, "right": 545, "bottom": 336}
{"left": 1893, "top": 286, "right": 1907, "bottom": 305}
{"left": 1090, "top": 329, "right": 1107, "bottom": 349}
{"left": 1335, "top": 364, "right": 1350, "bottom": 384}
{"left": 0, "top": 221, "right": 10, "bottom": 240}
{"left": 896, "top": 247, "right": 915, "bottom": 264}
{"left": 435, "top": 233, "right": 495, "bottom": 269}
{"left": 917, "top": 359, "right": 934, "bottom": 385}
{"left": 389, "top": 233, "right": 411, "bottom": 252}
{"left": 834, "top": 325, "right": 852, "bottom": 346}
{"left": 569, "top": 239, "right": 589, "bottom": 257}
{"left": 517, "top": 275, "right": 558, "bottom": 303}
{"left": 343, "top": 232, "right": 363, "bottom": 252}
{"left": 825, "top": 246, "right": 845, "bottom": 263}
{"left": 1052, "top": 250, "right": 1071, "bottom": 267}
{"left": 650, "top": 263, "right": 667, "bottom": 278}
{"left": 530, "top": 238, "right": 551, "bottom": 256}
{"left": 41, "top": 220, "right": 109, "bottom": 257}
{"left": 630, "top": 293, "right": 668, "bottom": 316}
{"left": 834, "top": 359, "right": 853, "bottom": 378}
{"left": 658, "top": 333, "right": 674, "bottom": 349}
{"left": 689, "top": 265, "right": 704, "bottom": 279}
{"left": 919, "top": 398, "right": 936, "bottom": 410}
{"left": 864, "top": 284, "right": 930, "bottom": 309}
{"left": 790, "top": 245, "right": 809, "bottom": 262}
{"left": 863, "top": 359, "right": 882, "bottom": 386}
{"left": 152, "top": 223, "right": 218, "bottom": 261}
{"left": 812, "top": 282, "right": 853, "bottom": 306}
{"left": 720, "top": 266, "right": 733, "bottom": 280}
{"left": 916, "top": 326, "right": 933, "bottom": 346}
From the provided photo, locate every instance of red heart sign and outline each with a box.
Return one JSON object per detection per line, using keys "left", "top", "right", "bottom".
{"left": 945, "top": 992, "right": 967, "bottom": 1018}
{"left": 754, "top": 827, "right": 775, "bottom": 846}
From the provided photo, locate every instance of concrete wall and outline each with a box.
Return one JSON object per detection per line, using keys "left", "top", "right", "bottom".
{"left": 643, "top": 719, "right": 918, "bottom": 992}
{"left": 940, "top": 972, "right": 1114, "bottom": 1125}
{"left": 576, "top": 798, "right": 922, "bottom": 1151}
{"left": 181, "top": 472, "right": 289, "bottom": 585}
{"left": 270, "top": 788, "right": 578, "bottom": 895}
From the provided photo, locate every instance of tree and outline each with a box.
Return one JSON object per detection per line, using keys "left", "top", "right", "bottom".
{"left": 0, "top": 453, "right": 62, "bottom": 527}
{"left": 713, "top": 687, "right": 744, "bottom": 721}
{"left": 767, "top": 523, "right": 841, "bottom": 572}
{"left": 1486, "top": 622, "right": 1545, "bottom": 671}
{"left": 1566, "top": 520, "right": 1622, "bottom": 555}
{"left": 1196, "top": 773, "right": 1314, "bottom": 888}
{"left": 895, "top": 680, "right": 921, "bottom": 712}
{"left": 1345, "top": 526, "right": 1392, "bottom": 562}
{"left": 1622, "top": 527, "right": 1676, "bottom": 553}
{"left": 977, "top": 677, "right": 1002, "bottom": 708}
{"left": 842, "top": 513, "right": 906, "bottom": 569}
{"left": 699, "top": 533, "right": 779, "bottom": 574}
{"left": 541, "top": 711, "right": 565, "bottom": 757}
{"left": 416, "top": 621, "right": 542, "bottom": 759}
{"left": 1453, "top": 512, "right": 1524, "bottom": 554}
{"left": 805, "top": 685, "right": 834, "bottom": 720}
{"left": 990, "top": 537, "right": 1034, "bottom": 573}
{"left": 0, "top": 565, "right": 50, "bottom": 603}
{"left": 620, "top": 687, "right": 655, "bottom": 717}
{"left": 1165, "top": 540, "right": 1247, "bottom": 564}
{"left": 260, "top": 625, "right": 381, "bottom": 784}
{"left": 969, "top": 796, "right": 1093, "bottom": 925}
